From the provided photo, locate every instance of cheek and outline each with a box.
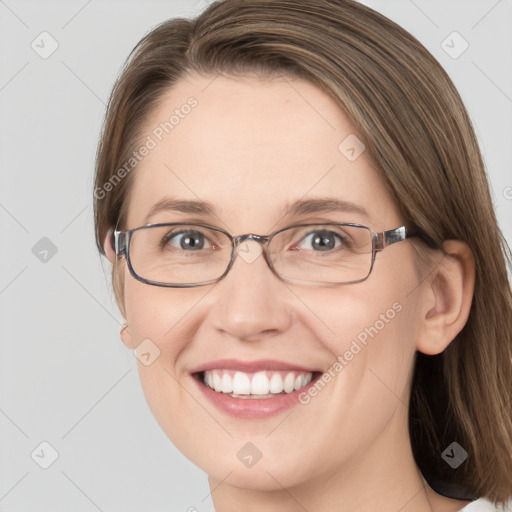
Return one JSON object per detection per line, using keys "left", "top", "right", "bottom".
{"left": 298, "top": 257, "right": 420, "bottom": 420}
{"left": 301, "top": 277, "right": 414, "bottom": 362}
{"left": 123, "top": 277, "right": 196, "bottom": 345}
{"left": 122, "top": 278, "right": 197, "bottom": 390}
{"left": 122, "top": 280, "right": 206, "bottom": 445}
{"left": 285, "top": 288, "right": 418, "bottom": 470}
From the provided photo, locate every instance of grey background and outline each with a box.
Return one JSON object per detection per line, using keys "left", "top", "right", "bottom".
{"left": 0, "top": 0, "right": 511, "bottom": 511}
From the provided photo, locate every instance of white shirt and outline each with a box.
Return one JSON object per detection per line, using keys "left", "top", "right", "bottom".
{"left": 460, "top": 498, "right": 512, "bottom": 511}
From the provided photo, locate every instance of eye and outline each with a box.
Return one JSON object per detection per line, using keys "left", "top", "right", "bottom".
{"left": 161, "top": 229, "right": 215, "bottom": 251}
{"left": 295, "top": 229, "right": 348, "bottom": 252}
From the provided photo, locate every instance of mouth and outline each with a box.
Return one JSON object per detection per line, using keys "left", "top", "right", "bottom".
{"left": 193, "top": 369, "right": 320, "bottom": 399}
{"left": 189, "top": 360, "right": 323, "bottom": 418}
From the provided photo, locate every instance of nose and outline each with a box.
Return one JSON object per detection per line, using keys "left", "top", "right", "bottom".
{"left": 209, "top": 239, "right": 292, "bottom": 341}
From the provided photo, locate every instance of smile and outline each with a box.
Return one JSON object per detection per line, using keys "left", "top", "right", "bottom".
{"left": 201, "top": 369, "right": 314, "bottom": 399}
{"left": 190, "top": 360, "right": 322, "bottom": 418}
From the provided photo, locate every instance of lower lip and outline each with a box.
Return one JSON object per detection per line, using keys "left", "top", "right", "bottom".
{"left": 191, "top": 373, "right": 320, "bottom": 419}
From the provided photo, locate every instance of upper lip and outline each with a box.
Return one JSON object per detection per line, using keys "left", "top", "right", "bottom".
{"left": 189, "top": 358, "right": 319, "bottom": 374}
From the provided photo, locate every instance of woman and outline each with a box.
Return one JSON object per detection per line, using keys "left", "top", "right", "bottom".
{"left": 93, "top": 0, "right": 512, "bottom": 510}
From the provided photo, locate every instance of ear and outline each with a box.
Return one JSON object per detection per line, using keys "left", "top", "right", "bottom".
{"left": 120, "top": 321, "right": 135, "bottom": 349}
{"left": 103, "top": 227, "right": 117, "bottom": 264}
{"left": 416, "top": 240, "right": 475, "bottom": 355}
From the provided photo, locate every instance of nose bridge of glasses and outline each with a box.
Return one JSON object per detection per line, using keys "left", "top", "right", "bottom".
{"left": 233, "top": 234, "right": 269, "bottom": 265}
{"left": 233, "top": 233, "right": 268, "bottom": 245}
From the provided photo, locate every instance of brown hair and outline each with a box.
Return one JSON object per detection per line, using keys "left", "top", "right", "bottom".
{"left": 93, "top": 0, "right": 512, "bottom": 503}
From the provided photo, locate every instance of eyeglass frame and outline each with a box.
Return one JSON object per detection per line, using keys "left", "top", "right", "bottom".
{"left": 113, "top": 221, "right": 416, "bottom": 288}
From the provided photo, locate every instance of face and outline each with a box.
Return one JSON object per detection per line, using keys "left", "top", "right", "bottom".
{"left": 118, "top": 73, "right": 424, "bottom": 490}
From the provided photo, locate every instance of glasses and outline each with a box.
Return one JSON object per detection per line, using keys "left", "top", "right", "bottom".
{"left": 114, "top": 222, "right": 415, "bottom": 288}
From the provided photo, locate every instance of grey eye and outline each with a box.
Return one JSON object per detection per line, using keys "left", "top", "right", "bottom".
{"left": 296, "top": 229, "right": 347, "bottom": 252}
{"left": 162, "top": 230, "right": 211, "bottom": 251}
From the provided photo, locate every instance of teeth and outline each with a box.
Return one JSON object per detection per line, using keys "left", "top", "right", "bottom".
{"left": 269, "top": 372, "right": 284, "bottom": 394}
{"left": 222, "top": 373, "right": 233, "bottom": 393}
{"left": 213, "top": 371, "right": 223, "bottom": 392}
{"left": 232, "top": 372, "right": 251, "bottom": 395}
{"left": 202, "top": 369, "right": 313, "bottom": 397}
{"left": 251, "top": 371, "right": 270, "bottom": 395}
{"left": 283, "top": 372, "right": 295, "bottom": 393}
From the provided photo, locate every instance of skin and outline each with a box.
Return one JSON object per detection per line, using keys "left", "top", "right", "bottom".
{"left": 104, "top": 73, "right": 475, "bottom": 512}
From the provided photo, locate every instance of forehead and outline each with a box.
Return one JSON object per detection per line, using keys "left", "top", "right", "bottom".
{"left": 125, "top": 73, "right": 401, "bottom": 231}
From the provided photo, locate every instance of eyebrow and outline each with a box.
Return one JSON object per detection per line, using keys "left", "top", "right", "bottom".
{"left": 282, "top": 197, "right": 371, "bottom": 220}
{"left": 144, "top": 196, "right": 371, "bottom": 225}
{"left": 144, "top": 198, "right": 216, "bottom": 224}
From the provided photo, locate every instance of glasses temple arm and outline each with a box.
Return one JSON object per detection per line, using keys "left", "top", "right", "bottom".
{"left": 375, "top": 226, "right": 414, "bottom": 251}
{"left": 113, "top": 220, "right": 126, "bottom": 256}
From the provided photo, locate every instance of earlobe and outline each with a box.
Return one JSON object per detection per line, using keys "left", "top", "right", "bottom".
{"left": 120, "top": 321, "right": 135, "bottom": 349}
{"left": 416, "top": 240, "right": 475, "bottom": 355}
